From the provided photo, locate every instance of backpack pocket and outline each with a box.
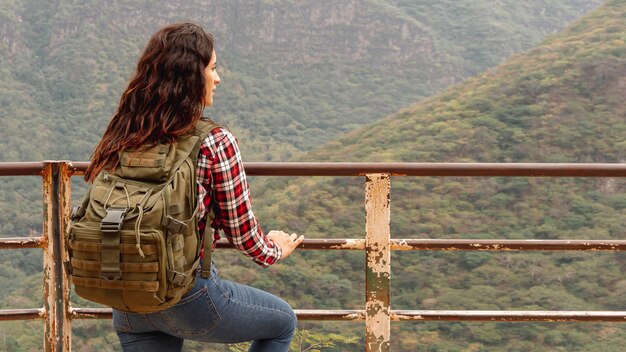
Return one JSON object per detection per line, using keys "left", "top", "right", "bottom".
{"left": 69, "top": 222, "right": 168, "bottom": 311}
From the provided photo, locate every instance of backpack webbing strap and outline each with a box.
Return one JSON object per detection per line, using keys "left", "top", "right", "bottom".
{"left": 100, "top": 206, "right": 128, "bottom": 279}
{"left": 168, "top": 256, "right": 201, "bottom": 286}
{"left": 201, "top": 222, "right": 213, "bottom": 278}
{"left": 200, "top": 199, "right": 218, "bottom": 278}
{"left": 69, "top": 240, "right": 159, "bottom": 255}
{"left": 70, "top": 187, "right": 91, "bottom": 222}
{"left": 195, "top": 119, "right": 220, "bottom": 279}
{"left": 72, "top": 276, "right": 159, "bottom": 292}
{"left": 72, "top": 258, "right": 159, "bottom": 273}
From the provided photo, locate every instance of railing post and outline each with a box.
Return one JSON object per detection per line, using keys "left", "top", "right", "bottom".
{"left": 365, "top": 173, "right": 391, "bottom": 352}
{"left": 59, "top": 162, "right": 73, "bottom": 350}
{"left": 42, "top": 161, "right": 71, "bottom": 351}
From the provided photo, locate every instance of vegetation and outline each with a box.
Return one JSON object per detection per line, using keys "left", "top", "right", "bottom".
{"left": 248, "top": 1, "right": 626, "bottom": 350}
{"left": 1, "top": 0, "right": 624, "bottom": 351}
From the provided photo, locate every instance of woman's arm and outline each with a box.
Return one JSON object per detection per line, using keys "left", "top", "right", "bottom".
{"left": 199, "top": 129, "right": 302, "bottom": 266}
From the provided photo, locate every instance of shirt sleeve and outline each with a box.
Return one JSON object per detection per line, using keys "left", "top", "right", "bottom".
{"left": 198, "top": 128, "right": 282, "bottom": 267}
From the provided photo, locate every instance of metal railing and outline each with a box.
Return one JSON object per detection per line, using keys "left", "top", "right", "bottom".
{"left": 0, "top": 161, "right": 625, "bottom": 351}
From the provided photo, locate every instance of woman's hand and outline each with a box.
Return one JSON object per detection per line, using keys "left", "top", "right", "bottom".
{"left": 267, "top": 230, "right": 305, "bottom": 259}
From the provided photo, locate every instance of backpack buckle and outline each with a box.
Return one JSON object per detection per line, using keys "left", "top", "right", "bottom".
{"left": 70, "top": 206, "right": 85, "bottom": 222}
{"left": 161, "top": 216, "right": 187, "bottom": 234}
{"left": 101, "top": 207, "right": 129, "bottom": 232}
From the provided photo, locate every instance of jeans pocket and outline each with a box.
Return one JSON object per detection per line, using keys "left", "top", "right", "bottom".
{"left": 159, "top": 285, "right": 221, "bottom": 338}
{"left": 112, "top": 310, "right": 132, "bottom": 333}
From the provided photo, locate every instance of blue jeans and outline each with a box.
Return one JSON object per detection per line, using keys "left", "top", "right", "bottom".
{"left": 112, "top": 265, "right": 297, "bottom": 351}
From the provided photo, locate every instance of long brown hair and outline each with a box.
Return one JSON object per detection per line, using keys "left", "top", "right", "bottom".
{"left": 85, "top": 23, "right": 214, "bottom": 182}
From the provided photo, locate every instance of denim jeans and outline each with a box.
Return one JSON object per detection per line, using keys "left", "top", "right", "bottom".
{"left": 112, "top": 265, "right": 297, "bottom": 351}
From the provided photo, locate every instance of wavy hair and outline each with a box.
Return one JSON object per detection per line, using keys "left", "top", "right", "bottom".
{"left": 85, "top": 23, "right": 214, "bottom": 182}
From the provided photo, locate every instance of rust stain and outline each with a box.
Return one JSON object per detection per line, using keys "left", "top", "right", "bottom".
{"left": 42, "top": 163, "right": 56, "bottom": 351}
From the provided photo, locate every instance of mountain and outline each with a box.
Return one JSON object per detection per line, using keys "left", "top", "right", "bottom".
{"left": 243, "top": 1, "right": 626, "bottom": 350}
{"left": 0, "top": 0, "right": 604, "bottom": 162}
{"left": 0, "top": 0, "right": 605, "bottom": 237}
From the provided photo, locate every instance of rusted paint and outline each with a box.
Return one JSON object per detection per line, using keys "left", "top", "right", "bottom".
{"left": 53, "top": 161, "right": 626, "bottom": 177}
{"left": 0, "top": 237, "right": 44, "bottom": 249}
{"left": 326, "top": 239, "right": 365, "bottom": 250}
{"left": 42, "top": 162, "right": 56, "bottom": 351}
{"left": 365, "top": 174, "right": 391, "bottom": 352}
{"left": 70, "top": 307, "right": 368, "bottom": 321}
{"left": 59, "top": 163, "right": 73, "bottom": 350}
{"left": 41, "top": 162, "right": 71, "bottom": 352}
{"left": 0, "top": 162, "right": 46, "bottom": 176}
{"left": 0, "top": 309, "right": 46, "bottom": 321}
{"left": 215, "top": 238, "right": 367, "bottom": 250}
{"left": 389, "top": 239, "right": 626, "bottom": 251}
{"left": 296, "top": 309, "right": 365, "bottom": 321}
{"left": 239, "top": 162, "right": 626, "bottom": 177}
{"left": 71, "top": 308, "right": 113, "bottom": 320}
{"left": 65, "top": 307, "right": 626, "bottom": 324}
{"left": 391, "top": 310, "right": 626, "bottom": 322}
{"left": 65, "top": 307, "right": 626, "bottom": 322}
{"left": 217, "top": 237, "right": 626, "bottom": 252}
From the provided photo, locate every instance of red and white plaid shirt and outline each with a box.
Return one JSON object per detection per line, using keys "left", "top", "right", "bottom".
{"left": 196, "top": 127, "right": 282, "bottom": 267}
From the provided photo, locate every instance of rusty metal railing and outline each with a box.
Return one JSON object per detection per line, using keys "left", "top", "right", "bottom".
{"left": 0, "top": 161, "right": 625, "bottom": 351}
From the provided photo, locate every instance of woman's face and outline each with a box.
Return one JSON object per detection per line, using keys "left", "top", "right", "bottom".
{"left": 203, "top": 50, "right": 220, "bottom": 107}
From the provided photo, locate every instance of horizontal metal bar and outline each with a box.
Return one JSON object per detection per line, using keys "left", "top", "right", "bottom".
{"left": 216, "top": 239, "right": 626, "bottom": 251}
{"left": 392, "top": 310, "right": 626, "bottom": 322}
{"left": 70, "top": 308, "right": 112, "bottom": 320}
{"left": 0, "top": 162, "right": 46, "bottom": 176}
{"left": 297, "top": 309, "right": 365, "bottom": 321}
{"left": 391, "top": 239, "right": 626, "bottom": 251}
{"left": 70, "top": 307, "right": 626, "bottom": 322}
{"left": 0, "top": 308, "right": 44, "bottom": 321}
{"left": 62, "top": 162, "right": 626, "bottom": 177}
{"left": 71, "top": 307, "right": 365, "bottom": 321}
{"left": 216, "top": 239, "right": 366, "bottom": 250}
{"left": 0, "top": 237, "right": 44, "bottom": 249}
{"left": 247, "top": 162, "right": 626, "bottom": 177}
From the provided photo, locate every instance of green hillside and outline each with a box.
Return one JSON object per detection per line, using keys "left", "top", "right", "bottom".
{"left": 242, "top": 1, "right": 626, "bottom": 350}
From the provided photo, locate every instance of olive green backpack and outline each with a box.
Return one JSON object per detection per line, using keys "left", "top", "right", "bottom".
{"left": 68, "top": 120, "right": 217, "bottom": 313}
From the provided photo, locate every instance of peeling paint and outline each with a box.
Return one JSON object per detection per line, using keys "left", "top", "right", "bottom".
{"left": 328, "top": 239, "right": 366, "bottom": 250}
{"left": 41, "top": 162, "right": 72, "bottom": 352}
{"left": 389, "top": 239, "right": 626, "bottom": 251}
{"left": 42, "top": 163, "right": 57, "bottom": 351}
{"left": 365, "top": 174, "right": 391, "bottom": 352}
{"left": 344, "top": 313, "right": 364, "bottom": 320}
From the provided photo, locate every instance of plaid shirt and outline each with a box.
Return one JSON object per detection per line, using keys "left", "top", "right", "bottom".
{"left": 196, "top": 127, "right": 282, "bottom": 267}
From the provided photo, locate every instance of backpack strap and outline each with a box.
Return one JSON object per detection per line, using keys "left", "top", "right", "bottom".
{"left": 194, "top": 118, "right": 221, "bottom": 137}
{"left": 191, "top": 119, "right": 221, "bottom": 164}
{"left": 194, "top": 119, "right": 221, "bottom": 279}
{"left": 70, "top": 186, "right": 92, "bottom": 222}
{"left": 201, "top": 222, "right": 213, "bottom": 278}
{"left": 200, "top": 180, "right": 220, "bottom": 278}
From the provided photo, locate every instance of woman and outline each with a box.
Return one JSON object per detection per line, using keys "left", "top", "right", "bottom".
{"left": 84, "top": 23, "right": 304, "bottom": 352}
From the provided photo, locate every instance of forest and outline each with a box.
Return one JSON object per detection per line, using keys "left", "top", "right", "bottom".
{"left": 1, "top": 0, "right": 624, "bottom": 351}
